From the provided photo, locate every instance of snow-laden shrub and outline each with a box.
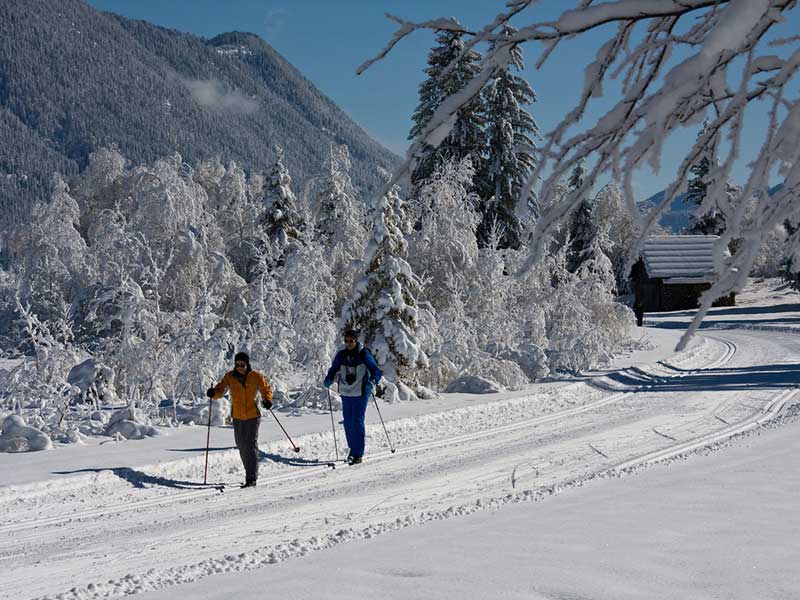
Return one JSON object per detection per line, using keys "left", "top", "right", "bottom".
{"left": 461, "top": 353, "right": 529, "bottom": 391}
{"left": 0, "top": 415, "right": 52, "bottom": 452}
{"left": 4, "top": 299, "right": 83, "bottom": 426}
{"left": 417, "top": 349, "right": 459, "bottom": 393}
{"left": 265, "top": 376, "right": 290, "bottom": 408}
{"left": 176, "top": 398, "right": 230, "bottom": 427}
{"left": 105, "top": 406, "right": 160, "bottom": 439}
{"left": 486, "top": 341, "right": 549, "bottom": 382}
{"left": 445, "top": 375, "right": 503, "bottom": 394}
{"left": 78, "top": 414, "right": 108, "bottom": 437}
{"left": 105, "top": 419, "right": 160, "bottom": 440}
{"left": 395, "top": 380, "right": 416, "bottom": 402}
{"left": 66, "top": 358, "right": 119, "bottom": 407}
{"left": 414, "top": 384, "right": 437, "bottom": 400}
{"left": 750, "top": 224, "right": 788, "bottom": 278}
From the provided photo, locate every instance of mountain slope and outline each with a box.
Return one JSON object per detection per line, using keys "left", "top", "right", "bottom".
{"left": 0, "top": 0, "right": 398, "bottom": 226}
{"left": 641, "top": 184, "right": 785, "bottom": 233}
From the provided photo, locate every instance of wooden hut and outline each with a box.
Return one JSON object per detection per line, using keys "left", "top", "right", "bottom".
{"left": 631, "top": 235, "right": 735, "bottom": 323}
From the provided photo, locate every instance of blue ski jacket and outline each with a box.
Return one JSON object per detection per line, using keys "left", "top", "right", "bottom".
{"left": 324, "top": 343, "right": 382, "bottom": 398}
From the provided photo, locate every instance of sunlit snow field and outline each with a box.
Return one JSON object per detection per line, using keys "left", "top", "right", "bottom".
{"left": 2, "top": 279, "right": 799, "bottom": 600}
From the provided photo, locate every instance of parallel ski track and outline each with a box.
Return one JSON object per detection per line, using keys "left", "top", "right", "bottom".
{"left": 0, "top": 336, "right": 740, "bottom": 537}
{"left": 612, "top": 386, "right": 800, "bottom": 471}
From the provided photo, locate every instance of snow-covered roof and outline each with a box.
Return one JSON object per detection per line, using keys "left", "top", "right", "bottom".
{"left": 641, "top": 235, "right": 719, "bottom": 283}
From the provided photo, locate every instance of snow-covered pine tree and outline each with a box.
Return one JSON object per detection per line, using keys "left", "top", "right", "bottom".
{"left": 339, "top": 186, "right": 429, "bottom": 385}
{"left": 409, "top": 29, "right": 485, "bottom": 190}
{"left": 565, "top": 161, "right": 598, "bottom": 273}
{"left": 262, "top": 145, "right": 305, "bottom": 250}
{"left": 313, "top": 144, "right": 368, "bottom": 311}
{"left": 783, "top": 220, "right": 800, "bottom": 291}
{"left": 686, "top": 132, "right": 725, "bottom": 236}
{"left": 478, "top": 26, "right": 539, "bottom": 250}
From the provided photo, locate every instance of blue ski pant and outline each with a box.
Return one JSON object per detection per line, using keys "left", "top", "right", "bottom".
{"left": 342, "top": 394, "right": 369, "bottom": 457}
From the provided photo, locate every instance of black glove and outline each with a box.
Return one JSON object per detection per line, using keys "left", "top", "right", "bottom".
{"left": 206, "top": 387, "right": 215, "bottom": 399}
{"left": 261, "top": 398, "right": 273, "bottom": 410}
{"left": 375, "top": 383, "right": 385, "bottom": 399}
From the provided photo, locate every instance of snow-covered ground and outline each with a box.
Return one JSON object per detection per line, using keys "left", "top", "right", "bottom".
{"left": 137, "top": 407, "right": 800, "bottom": 600}
{"left": 2, "top": 280, "right": 799, "bottom": 600}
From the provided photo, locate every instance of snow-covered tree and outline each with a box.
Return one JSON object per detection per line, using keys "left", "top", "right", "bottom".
{"left": 313, "top": 144, "right": 368, "bottom": 310}
{"left": 686, "top": 126, "right": 727, "bottom": 236}
{"left": 282, "top": 240, "right": 336, "bottom": 399}
{"left": 262, "top": 145, "right": 305, "bottom": 250}
{"left": 565, "top": 162, "right": 599, "bottom": 274}
{"left": 194, "top": 159, "right": 263, "bottom": 281}
{"left": 593, "top": 183, "right": 639, "bottom": 293}
{"left": 470, "top": 223, "right": 517, "bottom": 350}
{"left": 782, "top": 219, "right": 800, "bottom": 289}
{"left": 408, "top": 159, "right": 480, "bottom": 312}
{"left": 750, "top": 222, "right": 787, "bottom": 278}
{"left": 479, "top": 25, "right": 539, "bottom": 250}
{"left": 362, "top": 1, "right": 800, "bottom": 348}
{"left": 7, "top": 177, "right": 95, "bottom": 319}
{"left": 408, "top": 29, "right": 486, "bottom": 190}
{"left": 340, "top": 187, "right": 429, "bottom": 384}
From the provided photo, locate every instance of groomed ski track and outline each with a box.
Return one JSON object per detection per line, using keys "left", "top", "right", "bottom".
{"left": 2, "top": 328, "right": 799, "bottom": 600}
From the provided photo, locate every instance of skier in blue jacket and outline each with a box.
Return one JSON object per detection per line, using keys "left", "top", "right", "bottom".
{"left": 323, "top": 329, "right": 382, "bottom": 465}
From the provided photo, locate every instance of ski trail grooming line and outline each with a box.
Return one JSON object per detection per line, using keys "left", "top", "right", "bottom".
{"left": 44, "top": 383, "right": 798, "bottom": 600}
{"left": 0, "top": 335, "right": 740, "bottom": 536}
{"left": 0, "top": 389, "right": 633, "bottom": 536}
{"left": 612, "top": 387, "right": 800, "bottom": 471}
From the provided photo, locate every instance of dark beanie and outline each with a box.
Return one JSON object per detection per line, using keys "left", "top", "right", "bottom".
{"left": 343, "top": 329, "right": 359, "bottom": 340}
{"left": 234, "top": 351, "right": 251, "bottom": 368}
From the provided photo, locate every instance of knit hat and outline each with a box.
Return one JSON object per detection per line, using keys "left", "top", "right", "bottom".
{"left": 343, "top": 329, "right": 359, "bottom": 340}
{"left": 234, "top": 351, "right": 251, "bottom": 368}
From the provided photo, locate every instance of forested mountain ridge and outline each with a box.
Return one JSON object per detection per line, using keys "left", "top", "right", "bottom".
{"left": 0, "top": 0, "right": 398, "bottom": 226}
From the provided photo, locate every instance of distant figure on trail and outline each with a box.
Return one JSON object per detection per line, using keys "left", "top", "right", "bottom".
{"left": 207, "top": 352, "right": 272, "bottom": 488}
{"left": 323, "top": 330, "right": 382, "bottom": 465}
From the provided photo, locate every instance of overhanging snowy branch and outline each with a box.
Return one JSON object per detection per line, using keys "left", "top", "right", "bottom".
{"left": 362, "top": 0, "right": 800, "bottom": 349}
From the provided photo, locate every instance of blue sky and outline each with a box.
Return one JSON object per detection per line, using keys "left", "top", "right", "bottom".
{"left": 87, "top": 1, "right": 798, "bottom": 198}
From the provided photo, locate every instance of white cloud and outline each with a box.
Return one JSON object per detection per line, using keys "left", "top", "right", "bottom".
{"left": 183, "top": 79, "right": 258, "bottom": 115}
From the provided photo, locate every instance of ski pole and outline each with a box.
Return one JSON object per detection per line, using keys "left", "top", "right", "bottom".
{"left": 203, "top": 394, "right": 213, "bottom": 485}
{"left": 269, "top": 408, "right": 301, "bottom": 453}
{"left": 371, "top": 390, "right": 395, "bottom": 454}
{"left": 327, "top": 388, "right": 339, "bottom": 461}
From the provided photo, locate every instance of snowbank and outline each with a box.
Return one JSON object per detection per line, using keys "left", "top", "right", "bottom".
{"left": 445, "top": 375, "right": 503, "bottom": 394}
{"left": 0, "top": 415, "right": 52, "bottom": 452}
{"left": 105, "top": 407, "right": 161, "bottom": 440}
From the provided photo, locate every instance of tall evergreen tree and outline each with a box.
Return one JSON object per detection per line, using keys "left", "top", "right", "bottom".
{"left": 340, "top": 187, "right": 428, "bottom": 383}
{"left": 687, "top": 126, "right": 725, "bottom": 235}
{"left": 409, "top": 29, "right": 486, "bottom": 189}
{"left": 566, "top": 161, "right": 598, "bottom": 273}
{"left": 783, "top": 219, "right": 800, "bottom": 291}
{"left": 313, "top": 144, "right": 367, "bottom": 310}
{"left": 262, "top": 145, "right": 305, "bottom": 249}
{"left": 478, "top": 26, "right": 539, "bottom": 250}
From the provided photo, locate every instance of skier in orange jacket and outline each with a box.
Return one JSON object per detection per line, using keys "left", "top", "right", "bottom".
{"left": 207, "top": 352, "right": 272, "bottom": 488}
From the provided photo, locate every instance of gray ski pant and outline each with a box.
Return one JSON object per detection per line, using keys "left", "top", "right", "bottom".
{"left": 233, "top": 417, "right": 261, "bottom": 482}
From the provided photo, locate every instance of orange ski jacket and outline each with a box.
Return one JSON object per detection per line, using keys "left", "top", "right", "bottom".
{"left": 212, "top": 370, "right": 272, "bottom": 420}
